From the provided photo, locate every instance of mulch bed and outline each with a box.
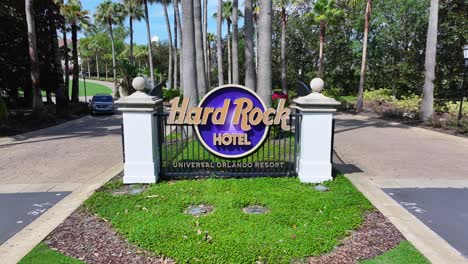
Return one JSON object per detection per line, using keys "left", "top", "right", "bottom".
{"left": 45, "top": 210, "right": 403, "bottom": 264}
{"left": 307, "top": 211, "right": 404, "bottom": 263}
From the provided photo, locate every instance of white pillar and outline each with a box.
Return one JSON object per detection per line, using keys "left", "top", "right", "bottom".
{"left": 293, "top": 78, "right": 340, "bottom": 183}
{"left": 116, "top": 90, "right": 162, "bottom": 184}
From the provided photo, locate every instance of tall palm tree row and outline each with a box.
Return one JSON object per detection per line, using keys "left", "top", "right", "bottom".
{"left": 181, "top": 0, "right": 199, "bottom": 107}
{"left": 25, "top": 0, "right": 44, "bottom": 114}
{"left": 257, "top": 0, "right": 272, "bottom": 106}
{"left": 138, "top": 0, "right": 157, "bottom": 92}
{"left": 95, "top": 1, "right": 125, "bottom": 94}
{"left": 123, "top": 0, "right": 144, "bottom": 66}
{"left": 62, "top": 0, "right": 92, "bottom": 103}
{"left": 244, "top": 0, "right": 256, "bottom": 90}
{"left": 421, "top": 0, "right": 439, "bottom": 121}
{"left": 194, "top": 0, "right": 207, "bottom": 96}
{"left": 274, "top": 0, "right": 289, "bottom": 94}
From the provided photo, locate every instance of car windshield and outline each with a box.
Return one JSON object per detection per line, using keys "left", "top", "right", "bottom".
{"left": 93, "top": 96, "right": 113, "bottom": 102}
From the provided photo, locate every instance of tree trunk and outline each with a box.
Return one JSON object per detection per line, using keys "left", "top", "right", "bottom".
{"left": 25, "top": 0, "right": 44, "bottom": 114}
{"left": 174, "top": 0, "right": 183, "bottom": 91}
{"left": 244, "top": 0, "right": 256, "bottom": 90}
{"left": 173, "top": 8, "right": 178, "bottom": 89}
{"left": 216, "top": 0, "right": 224, "bottom": 86}
{"left": 108, "top": 19, "right": 117, "bottom": 85}
{"left": 129, "top": 15, "right": 134, "bottom": 65}
{"left": 356, "top": 0, "right": 371, "bottom": 112}
{"left": 227, "top": 21, "right": 232, "bottom": 84}
{"left": 280, "top": 6, "right": 287, "bottom": 94}
{"left": 232, "top": 0, "right": 239, "bottom": 84}
{"left": 163, "top": 0, "right": 173, "bottom": 90}
{"left": 257, "top": 0, "right": 272, "bottom": 107}
{"left": 71, "top": 23, "right": 79, "bottom": 103}
{"left": 421, "top": 0, "right": 439, "bottom": 121}
{"left": 105, "top": 60, "right": 108, "bottom": 79}
{"left": 50, "top": 10, "right": 68, "bottom": 116}
{"left": 182, "top": 0, "right": 199, "bottom": 107}
{"left": 144, "top": 0, "right": 156, "bottom": 93}
{"left": 318, "top": 20, "right": 325, "bottom": 78}
{"left": 62, "top": 29, "right": 70, "bottom": 102}
{"left": 194, "top": 0, "right": 207, "bottom": 97}
{"left": 96, "top": 53, "right": 100, "bottom": 79}
{"left": 203, "top": 0, "right": 209, "bottom": 86}
{"left": 87, "top": 60, "right": 91, "bottom": 78}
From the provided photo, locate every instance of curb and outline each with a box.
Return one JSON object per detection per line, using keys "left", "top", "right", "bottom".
{"left": 0, "top": 163, "right": 123, "bottom": 264}
{"left": 336, "top": 150, "right": 468, "bottom": 264}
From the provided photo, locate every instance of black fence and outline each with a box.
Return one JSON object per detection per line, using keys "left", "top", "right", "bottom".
{"left": 154, "top": 112, "right": 302, "bottom": 179}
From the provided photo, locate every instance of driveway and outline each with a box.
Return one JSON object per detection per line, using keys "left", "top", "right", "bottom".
{"left": 333, "top": 113, "right": 468, "bottom": 263}
{"left": 0, "top": 113, "right": 123, "bottom": 263}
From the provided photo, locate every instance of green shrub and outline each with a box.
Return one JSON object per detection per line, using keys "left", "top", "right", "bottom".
{"left": 0, "top": 98, "right": 8, "bottom": 122}
{"left": 322, "top": 87, "right": 344, "bottom": 98}
{"left": 163, "top": 88, "right": 181, "bottom": 101}
{"left": 363, "top": 89, "right": 394, "bottom": 103}
{"left": 443, "top": 100, "right": 468, "bottom": 116}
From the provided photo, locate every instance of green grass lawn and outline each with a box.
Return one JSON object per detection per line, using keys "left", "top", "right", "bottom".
{"left": 84, "top": 175, "right": 373, "bottom": 263}
{"left": 360, "top": 241, "right": 430, "bottom": 264}
{"left": 32, "top": 80, "right": 112, "bottom": 97}
{"left": 70, "top": 80, "right": 112, "bottom": 97}
{"left": 19, "top": 243, "right": 82, "bottom": 264}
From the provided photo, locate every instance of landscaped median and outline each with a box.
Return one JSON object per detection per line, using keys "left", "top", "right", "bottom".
{"left": 19, "top": 175, "right": 430, "bottom": 263}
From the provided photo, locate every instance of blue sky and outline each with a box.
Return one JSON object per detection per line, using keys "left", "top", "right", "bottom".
{"left": 81, "top": 0, "right": 245, "bottom": 44}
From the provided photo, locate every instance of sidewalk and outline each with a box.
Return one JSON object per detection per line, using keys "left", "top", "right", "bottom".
{"left": 0, "top": 114, "right": 123, "bottom": 263}
{"left": 334, "top": 113, "right": 468, "bottom": 263}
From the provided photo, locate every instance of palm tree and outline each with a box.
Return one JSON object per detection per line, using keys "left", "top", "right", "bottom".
{"left": 174, "top": 0, "right": 183, "bottom": 90}
{"left": 123, "top": 0, "right": 144, "bottom": 66}
{"left": 232, "top": 0, "right": 239, "bottom": 84}
{"left": 62, "top": 0, "right": 92, "bottom": 103}
{"left": 244, "top": 0, "right": 256, "bottom": 90}
{"left": 214, "top": 1, "right": 233, "bottom": 83}
{"left": 25, "top": 0, "right": 44, "bottom": 114}
{"left": 173, "top": 6, "right": 179, "bottom": 89}
{"left": 352, "top": 0, "right": 372, "bottom": 112}
{"left": 421, "top": 0, "right": 439, "bottom": 121}
{"left": 253, "top": 0, "right": 259, "bottom": 72}
{"left": 89, "top": 40, "right": 102, "bottom": 79}
{"left": 207, "top": 33, "right": 216, "bottom": 87}
{"left": 308, "top": 0, "right": 341, "bottom": 78}
{"left": 194, "top": 0, "right": 208, "bottom": 96}
{"left": 216, "top": 0, "right": 224, "bottom": 85}
{"left": 203, "top": 0, "right": 209, "bottom": 84}
{"left": 95, "top": 1, "right": 125, "bottom": 93}
{"left": 54, "top": 0, "right": 71, "bottom": 103}
{"left": 182, "top": 0, "right": 199, "bottom": 107}
{"left": 257, "top": 0, "right": 272, "bottom": 106}
{"left": 152, "top": 0, "right": 174, "bottom": 90}
{"left": 274, "top": 0, "right": 289, "bottom": 94}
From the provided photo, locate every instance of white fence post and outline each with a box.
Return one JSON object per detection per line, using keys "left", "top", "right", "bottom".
{"left": 293, "top": 78, "right": 340, "bottom": 183}
{"left": 115, "top": 78, "right": 163, "bottom": 184}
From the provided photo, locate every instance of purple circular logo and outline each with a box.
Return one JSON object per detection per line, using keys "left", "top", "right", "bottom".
{"left": 194, "top": 85, "right": 269, "bottom": 159}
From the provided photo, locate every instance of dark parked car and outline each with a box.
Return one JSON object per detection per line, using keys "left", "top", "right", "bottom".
{"left": 90, "top": 94, "right": 114, "bottom": 115}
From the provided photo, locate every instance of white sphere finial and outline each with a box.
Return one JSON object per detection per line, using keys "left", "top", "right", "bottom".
{"left": 310, "top": 78, "right": 324, "bottom": 93}
{"left": 132, "top": 76, "right": 146, "bottom": 91}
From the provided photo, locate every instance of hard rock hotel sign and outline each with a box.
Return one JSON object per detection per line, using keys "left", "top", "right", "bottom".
{"left": 167, "top": 85, "right": 291, "bottom": 159}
